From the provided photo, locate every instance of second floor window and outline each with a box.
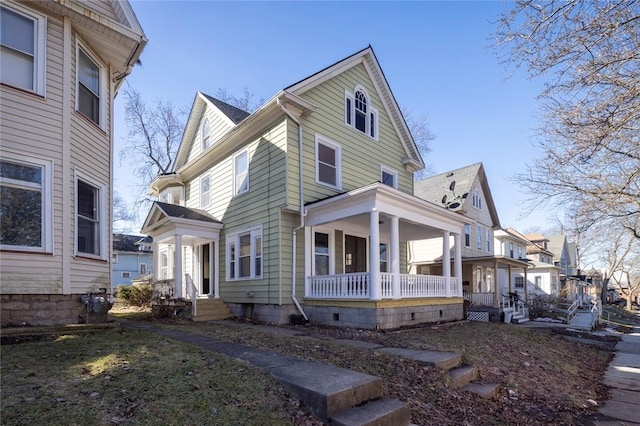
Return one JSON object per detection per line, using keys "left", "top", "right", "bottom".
{"left": 316, "top": 135, "right": 341, "bottom": 189}
{"left": 476, "top": 225, "right": 482, "bottom": 250}
{"left": 381, "top": 166, "right": 397, "bottom": 188}
{"left": 200, "top": 174, "right": 210, "bottom": 208}
{"left": 77, "top": 48, "right": 102, "bottom": 126}
{"left": 0, "top": 4, "right": 45, "bottom": 95}
{"left": 140, "top": 263, "right": 147, "bottom": 274}
{"left": 464, "top": 225, "right": 471, "bottom": 247}
{"left": 486, "top": 229, "right": 491, "bottom": 252}
{"left": 345, "top": 86, "right": 378, "bottom": 139}
{"left": 233, "top": 150, "right": 248, "bottom": 195}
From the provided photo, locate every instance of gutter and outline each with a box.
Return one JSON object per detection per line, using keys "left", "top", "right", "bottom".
{"left": 277, "top": 97, "right": 308, "bottom": 321}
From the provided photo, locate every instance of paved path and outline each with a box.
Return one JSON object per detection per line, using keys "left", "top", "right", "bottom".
{"left": 598, "top": 326, "right": 640, "bottom": 425}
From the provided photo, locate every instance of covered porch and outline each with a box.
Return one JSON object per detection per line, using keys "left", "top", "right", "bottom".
{"left": 299, "top": 183, "right": 466, "bottom": 328}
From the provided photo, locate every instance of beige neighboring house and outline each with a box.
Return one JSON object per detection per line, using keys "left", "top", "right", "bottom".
{"left": 1, "top": 0, "right": 146, "bottom": 326}
{"left": 410, "top": 163, "right": 530, "bottom": 323}
{"left": 522, "top": 232, "right": 562, "bottom": 298}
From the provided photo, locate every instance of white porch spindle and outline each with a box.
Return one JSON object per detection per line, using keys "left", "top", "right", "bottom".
{"left": 443, "top": 231, "right": 451, "bottom": 297}
{"left": 370, "top": 209, "right": 381, "bottom": 300}
{"left": 174, "top": 234, "right": 183, "bottom": 298}
{"left": 391, "top": 216, "right": 400, "bottom": 300}
{"left": 454, "top": 233, "right": 462, "bottom": 297}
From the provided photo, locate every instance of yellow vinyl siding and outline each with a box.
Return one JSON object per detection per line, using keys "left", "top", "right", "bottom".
{"left": 186, "top": 108, "right": 236, "bottom": 164}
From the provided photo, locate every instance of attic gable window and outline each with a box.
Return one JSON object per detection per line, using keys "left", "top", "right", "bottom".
{"left": 201, "top": 118, "right": 211, "bottom": 150}
{"left": 345, "top": 86, "right": 378, "bottom": 140}
{"left": 472, "top": 189, "right": 482, "bottom": 210}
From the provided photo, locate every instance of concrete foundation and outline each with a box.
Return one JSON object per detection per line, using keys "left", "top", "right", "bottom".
{"left": 227, "top": 303, "right": 299, "bottom": 324}
{"left": 1, "top": 293, "right": 111, "bottom": 327}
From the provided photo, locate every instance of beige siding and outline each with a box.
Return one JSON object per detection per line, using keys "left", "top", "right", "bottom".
{"left": 0, "top": 15, "right": 65, "bottom": 294}
{"left": 287, "top": 63, "right": 415, "bottom": 206}
{"left": 83, "top": 0, "right": 119, "bottom": 21}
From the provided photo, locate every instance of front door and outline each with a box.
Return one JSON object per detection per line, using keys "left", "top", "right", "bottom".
{"left": 201, "top": 243, "right": 211, "bottom": 295}
{"left": 345, "top": 235, "right": 367, "bottom": 273}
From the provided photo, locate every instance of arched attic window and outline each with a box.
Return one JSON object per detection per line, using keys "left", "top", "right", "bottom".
{"left": 345, "top": 85, "right": 378, "bottom": 140}
{"left": 201, "top": 118, "right": 211, "bottom": 150}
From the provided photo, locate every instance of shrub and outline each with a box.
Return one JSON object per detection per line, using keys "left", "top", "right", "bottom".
{"left": 115, "top": 283, "right": 153, "bottom": 307}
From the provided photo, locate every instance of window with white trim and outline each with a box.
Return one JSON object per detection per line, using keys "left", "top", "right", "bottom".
{"left": 472, "top": 189, "right": 482, "bottom": 210}
{"left": 233, "top": 149, "right": 248, "bottom": 196}
{"left": 464, "top": 224, "right": 471, "bottom": 248}
{"left": 313, "top": 231, "right": 331, "bottom": 275}
{"left": 200, "top": 174, "right": 210, "bottom": 208}
{"left": 476, "top": 225, "right": 482, "bottom": 250}
{"left": 514, "top": 276, "right": 524, "bottom": 289}
{"left": 76, "top": 175, "right": 106, "bottom": 258}
{"left": 76, "top": 45, "right": 105, "bottom": 127}
{"left": 381, "top": 166, "right": 397, "bottom": 188}
{"left": 201, "top": 118, "right": 211, "bottom": 150}
{"left": 517, "top": 245, "right": 524, "bottom": 259}
{"left": 509, "top": 242, "right": 514, "bottom": 258}
{"left": 227, "top": 226, "right": 262, "bottom": 280}
{"left": 122, "top": 272, "right": 130, "bottom": 278}
{"left": 315, "top": 134, "right": 341, "bottom": 189}
{"left": 159, "top": 249, "right": 171, "bottom": 279}
{"left": 0, "top": 156, "right": 53, "bottom": 252}
{"left": 534, "top": 276, "right": 542, "bottom": 288}
{"left": 0, "top": 4, "right": 46, "bottom": 95}
{"left": 345, "top": 86, "right": 378, "bottom": 139}
{"left": 139, "top": 263, "right": 147, "bottom": 274}
{"left": 486, "top": 228, "right": 491, "bottom": 252}
{"left": 112, "top": 253, "right": 118, "bottom": 263}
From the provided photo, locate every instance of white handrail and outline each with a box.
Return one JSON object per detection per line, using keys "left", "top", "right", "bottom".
{"left": 186, "top": 274, "right": 198, "bottom": 316}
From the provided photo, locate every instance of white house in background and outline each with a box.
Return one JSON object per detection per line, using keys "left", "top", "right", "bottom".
{"left": 0, "top": 0, "right": 146, "bottom": 326}
{"left": 411, "top": 163, "right": 530, "bottom": 322}
{"left": 521, "top": 232, "right": 561, "bottom": 297}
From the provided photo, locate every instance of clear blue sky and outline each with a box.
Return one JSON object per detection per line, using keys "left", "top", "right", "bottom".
{"left": 114, "top": 0, "right": 551, "bottom": 232}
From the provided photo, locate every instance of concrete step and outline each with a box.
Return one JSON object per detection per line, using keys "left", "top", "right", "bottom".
{"left": 375, "top": 347, "right": 461, "bottom": 371}
{"left": 512, "top": 316, "right": 530, "bottom": 324}
{"left": 330, "top": 397, "right": 411, "bottom": 426}
{"left": 269, "top": 361, "right": 384, "bottom": 422}
{"left": 464, "top": 383, "right": 501, "bottom": 399}
{"left": 193, "top": 299, "right": 232, "bottom": 322}
{"left": 448, "top": 366, "right": 478, "bottom": 388}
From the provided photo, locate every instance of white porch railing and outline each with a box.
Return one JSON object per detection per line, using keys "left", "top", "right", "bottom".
{"left": 463, "top": 292, "right": 494, "bottom": 307}
{"left": 501, "top": 294, "right": 528, "bottom": 318}
{"left": 186, "top": 274, "right": 198, "bottom": 316}
{"left": 308, "top": 273, "right": 461, "bottom": 300}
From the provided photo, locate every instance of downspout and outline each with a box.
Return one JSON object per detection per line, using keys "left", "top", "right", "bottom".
{"left": 278, "top": 98, "right": 308, "bottom": 321}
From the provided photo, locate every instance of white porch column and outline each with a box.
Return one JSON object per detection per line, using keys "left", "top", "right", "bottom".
{"left": 391, "top": 216, "right": 401, "bottom": 300}
{"left": 454, "top": 233, "right": 462, "bottom": 297}
{"left": 370, "top": 209, "right": 381, "bottom": 300}
{"left": 443, "top": 231, "right": 451, "bottom": 297}
{"left": 304, "top": 226, "right": 312, "bottom": 298}
{"left": 152, "top": 242, "right": 160, "bottom": 281}
{"left": 210, "top": 242, "right": 216, "bottom": 297}
{"left": 174, "top": 234, "right": 183, "bottom": 299}
{"left": 214, "top": 241, "right": 220, "bottom": 298}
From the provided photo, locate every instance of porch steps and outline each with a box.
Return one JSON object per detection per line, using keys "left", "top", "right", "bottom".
{"left": 449, "top": 366, "right": 477, "bottom": 387}
{"left": 463, "top": 383, "right": 501, "bottom": 399}
{"left": 511, "top": 314, "right": 530, "bottom": 324}
{"left": 193, "top": 298, "right": 232, "bottom": 322}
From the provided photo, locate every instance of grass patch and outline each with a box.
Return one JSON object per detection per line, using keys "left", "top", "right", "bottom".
{"left": 1, "top": 329, "right": 303, "bottom": 425}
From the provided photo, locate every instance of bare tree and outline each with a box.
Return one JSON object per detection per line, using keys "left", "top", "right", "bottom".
{"left": 112, "top": 191, "right": 136, "bottom": 233}
{"left": 215, "top": 86, "right": 263, "bottom": 113}
{"left": 495, "top": 1, "right": 640, "bottom": 242}
{"left": 119, "top": 88, "right": 186, "bottom": 195}
{"left": 402, "top": 107, "right": 436, "bottom": 179}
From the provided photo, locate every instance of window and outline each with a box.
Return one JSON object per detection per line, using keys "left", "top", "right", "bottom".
{"left": 476, "top": 225, "right": 482, "bottom": 250}
{"left": 122, "top": 272, "right": 130, "bottom": 279}
{"left": 515, "top": 276, "right": 524, "bottom": 289}
{"left": 486, "top": 229, "right": 491, "bottom": 252}
{"left": 112, "top": 254, "right": 118, "bottom": 263}
{"left": 201, "top": 118, "right": 211, "bottom": 150}
{"left": 535, "top": 276, "right": 542, "bottom": 288}
{"left": 464, "top": 224, "right": 470, "bottom": 247}
{"left": 76, "top": 46, "right": 104, "bottom": 126}
{"left": 345, "top": 86, "right": 378, "bottom": 139}
{"left": 517, "top": 245, "right": 523, "bottom": 259}
{"left": 315, "top": 134, "right": 341, "bottom": 188}
{"left": 314, "top": 232, "right": 330, "bottom": 275}
{"left": 472, "top": 189, "right": 482, "bottom": 209}
{"left": 200, "top": 174, "right": 210, "bottom": 208}
{"left": 227, "top": 226, "right": 262, "bottom": 280}
{"left": 381, "top": 166, "right": 397, "bottom": 188}
{"left": 0, "top": 4, "right": 45, "bottom": 95}
{"left": 160, "top": 250, "right": 169, "bottom": 279}
{"left": 140, "top": 263, "right": 147, "bottom": 274}
{"left": 380, "top": 243, "right": 388, "bottom": 272}
{"left": 76, "top": 175, "right": 105, "bottom": 258}
{"left": 509, "top": 242, "right": 514, "bottom": 258}
{"left": 233, "top": 150, "right": 248, "bottom": 195}
{"left": 0, "top": 156, "right": 52, "bottom": 252}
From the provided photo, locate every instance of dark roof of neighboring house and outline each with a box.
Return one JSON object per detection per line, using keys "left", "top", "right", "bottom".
{"left": 154, "top": 201, "right": 221, "bottom": 223}
{"left": 414, "top": 163, "right": 483, "bottom": 207}
{"left": 113, "top": 234, "right": 152, "bottom": 252}
{"left": 201, "top": 94, "right": 250, "bottom": 124}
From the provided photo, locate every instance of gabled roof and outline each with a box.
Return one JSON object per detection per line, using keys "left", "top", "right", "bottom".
{"left": 173, "top": 46, "right": 424, "bottom": 174}
{"left": 414, "top": 162, "right": 500, "bottom": 228}
{"left": 546, "top": 235, "right": 567, "bottom": 261}
{"left": 201, "top": 94, "right": 250, "bottom": 124}
{"left": 150, "top": 201, "right": 220, "bottom": 223}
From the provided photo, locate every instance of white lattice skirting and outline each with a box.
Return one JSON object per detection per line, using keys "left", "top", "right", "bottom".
{"left": 467, "top": 311, "right": 490, "bottom": 322}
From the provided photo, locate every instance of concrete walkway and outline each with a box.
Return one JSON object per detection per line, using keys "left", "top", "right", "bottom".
{"left": 598, "top": 327, "right": 640, "bottom": 425}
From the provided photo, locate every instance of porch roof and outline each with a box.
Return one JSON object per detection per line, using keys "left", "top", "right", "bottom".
{"left": 305, "top": 183, "right": 466, "bottom": 239}
{"left": 141, "top": 201, "right": 222, "bottom": 243}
